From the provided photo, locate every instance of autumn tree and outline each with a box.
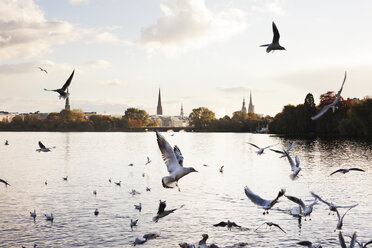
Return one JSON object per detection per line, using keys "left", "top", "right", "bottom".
{"left": 189, "top": 107, "right": 215, "bottom": 129}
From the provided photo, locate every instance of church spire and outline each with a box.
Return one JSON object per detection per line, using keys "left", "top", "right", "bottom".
{"left": 180, "top": 103, "right": 184, "bottom": 117}
{"left": 156, "top": 88, "right": 163, "bottom": 115}
{"left": 241, "top": 97, "right": 247, "bottom": 113}
{"left": 65, "top": 88, "right": 70, "bottom": 110}
{"left": 248, "top": 91, "right": 254, "bottom": 114}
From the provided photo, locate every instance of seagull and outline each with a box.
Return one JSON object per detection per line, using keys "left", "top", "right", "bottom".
{"left": 260, "top": 22, "right": 286, "bottom": 53}
{"left": 219, "top": 165, "right": 224, "bottom": 173}
{"left": 311, "top": 72, "right": 347, "bottom": 120}
{"left": 285, "top": 195, "right": 318, "bottom": 220}
{"left": 270, "top": 141, "right": 295, "bottom": 158}
{"left": 109, "top": 177, "right": 112, "bottom": 183}
{"left": 152, "top": 200, "right": 184, "bottom": 222}
{"left": 30, "top": 210, "right": 37, "bottom": 219}
{"left": 286, "top": 153, "right": 301, "bottom": 180}
{"left": 4, "top": 140, "right": 9, "bottom": 145}
{"left": 145, "top": 156, "right": 151, "bottom": 165}
{"left": 94, "top": 209, "right": 99, "bottom": 216}
{"left": 213, "top": 220, "right": 241, "bottom": 230}
{"left": 244, "top": 186, "right": 285, "bottom": 214}
{"left": 36, "top": 141, "right": 55, "bottom": 152}
{"left": 247, "top": 142, "right": 278, "bottom": 155}
{"left": 128, "top": 163, "right": 134, "bottom": 166}
{"left": 134, "top": 203, "right": 142, "bottom": 212}
{"left": 36, "top": 67, "right": 48, "bottom": 74}
{"left": 255, "top": 222, "right": 286, "bottom": 234}
{"left": 146, "top": 187, "right": 151, "bottom": 192}
{"left": 62, "top": 176, "right": 68, "bottom": 181}
{"left": 130, "top": 189, "right": 140, "bottom": 195}
{"left": 45, "top": 180, "right": 48, "bottom": 185}
{"left": 133, "top": 233, "right": 159, "bottom": 246}
{"left": 179, "top": 234, "right": 218, "bottom": 248}
{"left": 156, "top": 131, "right": 197, "bottom": 191}
{"left": 297, "top": 241, "right": 322, "bottom": 248}
{"left": 0, "top": 178, "right": 10, "bottom": 187}
{"left": 179, "top": 243, "right": 195, "bottom": 248}
{"left": 355, "top": 238, "right": 372, "bottom": 248}
{"left": 131, "top": 219, "right": 138, "bottom": 230}
{"left": 330, "top": 168, "right": 365, "bottom": 176}
{"left": 310, "top": 192, "right": 358, "bottom": 215}
{"left": 44, "top": 69, "right": 74, "bottom": 99}
{"left": 45, "top": 213, "right": 53, "bottom": 222}
{"left": 339, "top": 231, "right": 357, "bottom": 248}
{"left": 93, "top": 190, "right": 97, "bottom": 195}
{"left": 335, "top": 205, "right": 357, "bottom": 231}
{"left": 114, "top": 181, "right": 121, "bottom": 186}
{"left": 142, "top": 173, "right": 145, "bottom": 177}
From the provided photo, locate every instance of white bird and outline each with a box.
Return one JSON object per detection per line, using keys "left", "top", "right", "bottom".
{"left": 134, "top": 203, "right": 142, "bottom": 212}
{"left": 44, "top": 69, "right": 74, "bottom": 99}
{"left": 247, "top": 142, "right": 278, "bottom": 155}
{"left": 30, "top": 210, "right": 37, "bottom": 219}
{"left": 297, "top": 241, "right": 322, "bottom": 248}
{"left": 94, "top": 209, "right": 99, "bottom": 216}
{"left": 335, "top": 205, "right": 357, "bottom": 231}
{"left": 255, "top": 222, "right": 286, "bottom": 234}
{"left": 311, "top": 72, "right": 347, "bottom": 120}
{"left": 286, "top": 153, "right": 301, "bottom": 180}
{"left": 244, "top": 186, "right": 285, "bottom": 214}
{"left": 45, "top": 213, "right": 53, "bottom": 222}
{"left": 36, "top": 141, "right": 56, "bottom": 152}
{"left": 260, "top": 22, "right": 286, "bottom": 53}
{"left": 339, "top": 231, "right": 357, "bottom": 248}
{"left": 133, "top": 233, "right": 159, "bottom": 246}
{"left": 311, "top": 192, "right": 358, "bottom": 215}
{"left": 270, "top": 141, "right": 295, "bottom": 158}
{"left": 156, "top": 131, "right": 197, "bottom": 191}
{"left": 285, "top": 195, "right": 318, "bottom": 220}
{"left": 130, "top": 189, "right": 140, "bottom": 195}
{"left": 145, "top": 156, "right": 151, "bottom": 165}
{"left": 131, "top": 219, "right": 138, "bottom": 230}
{"left": 330, "top": 168, "right": 365, "bottom": 176}
{"left": 152, "top": 200, "right": 184, "bottom": 222}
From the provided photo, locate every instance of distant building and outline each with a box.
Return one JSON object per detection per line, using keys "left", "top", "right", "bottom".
{"left": 0, "top": 111, "right": 17, "bottom": 122}
{"left": 65, "top": 88, "right": 70, "bottom": 110}
{"left": 150, "top": 115, "right": 189, "bottom": 128}
{"left": 241, "top": 97, "right": 247, "bottom": 113}
{"left": 180, "top": 104, "right": 184, "bottom": 117}
{"left": 156, "top": 88, "right": 163, "bottom": 115}
{"left": 248, "top": 92, "right": 255, "bottom": 114}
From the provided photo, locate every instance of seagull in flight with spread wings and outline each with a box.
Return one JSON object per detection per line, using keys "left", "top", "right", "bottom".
{"left": 260, "top": 22, "right": 286, "bottom": 53}
{"left": 311, "top": 72, "right": 347, "bottom": 120}
{"left": 330, "top": 168, "right": 365, "bottom": 176}
{"left": 285, "top": 195, "right": 318, "bottom": 220}
{"left": 36, "top": 141, "right": 55, "bottom": 152}
{"left": 152, "top": 200, "right": 184, "bottom": 222}
{"left": 213, "top": 220, "right": 241, "bottom": 230}
{"left": 44, "top": 70, "right": 74, "bottom": 99}
{"left": 255, "top": 222, "right": 286, "bottom": 234}
{"left": 311, "top": 192, "right": 358, "bottom": 215}
{"left": 0, "top": 178, "right": 10, "bottom": 187}
{"left": 244, "top": 186, "right": 285, "bottom": 214}
{"left": 36, "top": 67, "right": 48, "bottom": 74}
{"left": 270, "top": 141, "right": 295, "bottom": 158}
{"left": 156, "top": 131, "right": 197, "bottom": 191}
{"left": 286, "top": 153, "right": 301, "bottom": 180}
{"left": 339, "top": 231, "right": 357, "bottom": 248}
{"left": 335, "top": 205, "right": 357, "bottom": 231}
{"left": 247, "top": 142, "right": 278, "bottom": 155}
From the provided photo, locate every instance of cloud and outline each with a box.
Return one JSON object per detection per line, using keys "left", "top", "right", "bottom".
{"left": 0, "top": 60, "right": 71, "bottom": 75}
{"left": 216, "top": 86, "right": 272, "bottom": 93}
{"left": 68, "top": 0, "right": 90, "bottom": 5}
{"left": 140, "top": 0, "right": 247, "bottom": 56}
{"left": 84, "top": 60, "right": 112, "bottom": 69}
{"left": 0, "top": 0, "right": 82, "bottom": 63}
{"left": 251, "top": 0, "right": 286, "bottom": 15}
{"left": 98, "top": 79, "right": 129, "bottom": 87}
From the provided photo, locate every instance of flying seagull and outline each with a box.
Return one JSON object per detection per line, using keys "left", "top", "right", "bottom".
{"left": 145, "top": 156, "right": 151, "bottom": 165}
{"left": 62, "top": 176, "right": 68, "bottom": 181}
{"left": 219, "top": 165, "right": 224, "bottom": 173}
{"left": 286, "top": 153, "right": 301, "bottom": 180}
{"left": 311, "top": 72, "right": 347, "bottom": 120}
{"left": 146, "top": 187, "right": 151, "bottom": 192}
{"left": 114, "top": 181, "right": 121, "bottom": 186}
{"left": 156, "top": 131, "right": 197, "bottom": 191}
{"left": 36, "top": 67, "right": 48, "bottom": 74}
{"left": 335, "top": 205, "right": 357, "bottom": 231}
{"left": 297, "top": 241, "right": 322, "bottom": 248}
{"left": 330, "top": 168, "right": 365, "bottom": 176}
{"left": 133, "top": 233, "right": 159, "bottom": 246}
{"left": 0, "top": 178, "right": 10, "bottom": 187}
{"left": 247, "top": 142, "right": 278, "bottom": 155}
{"left": 311, "top": 192, "right": 358, "bottom": 215}
{"left": 36, "top": 141, "right": 55, "bottom": 152}
{"left": 339, "top": 231, "right": 357, "bottom": 248}
{"left": 152, "top": 200, "right": 184, "bottom": 222}
{"left": 260, "top": 22, "right": 286, "bottom": 53}
{"left": 355, "top": 238, "right": 372, "bottom": 248}
{"left": 270, "top": 141, "right": 295, "bottom": 158}
{"left": 4, "top": 140, "right": 9, "bottom": 145}
{"left": 213, "top": 220, "right": 241, "bottom": 230}
{"left": 44, "top": 69, "right": 74, "bottom": 99}
{"left": 255, "top": 222, "right": 286, "bottom": 234}
{"left": 285, "top": 195, "right": 318, "bottom": 220}
{"left": 244, "top": 186, "right": 285, "bottom": 214}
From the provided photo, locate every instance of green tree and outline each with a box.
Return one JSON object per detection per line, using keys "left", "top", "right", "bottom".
{"left": 189, "top": 107, "right": 215, "bottom": 129}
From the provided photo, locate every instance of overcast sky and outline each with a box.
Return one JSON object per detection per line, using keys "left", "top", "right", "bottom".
{"left": 1, "top": 0, "right": 372, "bottom": 117}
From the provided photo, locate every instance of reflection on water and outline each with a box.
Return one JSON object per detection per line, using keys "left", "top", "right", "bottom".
{"left": 0, "top": 132, "right": 371, "bottom": 247}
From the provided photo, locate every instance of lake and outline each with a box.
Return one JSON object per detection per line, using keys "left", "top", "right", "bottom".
{"left": 0, "top": 132, "right": 371, "bottom": 247}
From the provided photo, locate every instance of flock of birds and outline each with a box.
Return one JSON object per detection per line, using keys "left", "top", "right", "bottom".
{"left": 0, "top": 22, "right": 370, "bottom": 247}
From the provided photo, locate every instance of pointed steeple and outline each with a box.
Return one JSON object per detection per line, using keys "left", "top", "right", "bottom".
{"left": 248, "top": 91, "right": 254, "bottom": 114}
{"left": 65, "top": 88, "right": 70, "bottom": 110}
{"left": 180, "top": 103, "right": 184, "bottom": 117}
{"left": 156, "top": 88, "right": 163, "bottom": 115}
{"left": 241, "top": 97, "right": 247, "bottom": 112}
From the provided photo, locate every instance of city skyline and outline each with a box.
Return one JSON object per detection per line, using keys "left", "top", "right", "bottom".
{"left": 1, "top": 0, "right": 372, "bottom": 118}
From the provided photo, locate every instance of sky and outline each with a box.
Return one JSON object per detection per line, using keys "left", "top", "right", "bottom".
{"left": 1, "top": 0, "right": 372, "bottom": 118}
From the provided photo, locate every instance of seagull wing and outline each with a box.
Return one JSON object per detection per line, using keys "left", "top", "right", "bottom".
{"left": 244, "top": 186, "right": 267, "bottom": 207}
{"left": 173, "top": 145, "right": 184, "bottom": 166}
{"left": 310, "top": 192, "right": 331, "bottom": 207}
{"left": 61, "top": 70, "right": 75, "bottom": 91}
{"left": 213, "top": 221, "right": 227, "bottom": 227}
{"left": 297, "top": 241, "right": 313, "bottom": 248}
{"left": 295, "top": 156, "right": 300, "bottom": 167}
{"left": 39, "top": 141, "right": 46, "bottom": 149}
{"left": 0, "top": 178, "right": 10, "bottom": 186}
{"left": 286, "top": 153, "right": 296, "bottom": 171}
{"left": 339, "top": 232, "right": 347, "bottom": 248}
{"left": 336, "top": 71, "right": 347, "bottom": 97}
{"left": 285, "top": 195, "right": 306, "bottom": 210}
{"left": 272, "top": 223, "right": 286, "bottom": 234}
{"left": 156, "top": 132, "right": 180, "bottom": 173}
{"left": 330, "top": 169, "right": 344, "bottom": 176}
{"left": 262, "top": 143, "right": 279, "bottom": 150}
{"left": 364, "top": 240, "right": 372, "bottom": 247}
{"left": 272, "top": 22, "right": 280, "bottom": 43}
{"left": 231, "top": 222, "right": 241, "bottom": 228}
{"left": 270, "top": 148, "right": 284, "bottom": 154}
{"left": 157, "top": 200, "right": 166, "bottom": 214}
{"left": 350, "top": 232, "right": 357, "bottom": 248}
{"left": 349, "top": 168, "right": 365, "bottom": 172}
{"left": 247, "top": 143, "right": 261, "bottom": 150}
{"left": 285, "top": 141, "right": 295, "bottom": 153}
{"left": 254, "top": 222, "right": 267, "bottom": 231}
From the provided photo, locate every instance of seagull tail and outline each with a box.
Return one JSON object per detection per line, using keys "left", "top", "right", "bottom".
{"left": 161, "top": 176, "right": 177, "bottom": 189}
